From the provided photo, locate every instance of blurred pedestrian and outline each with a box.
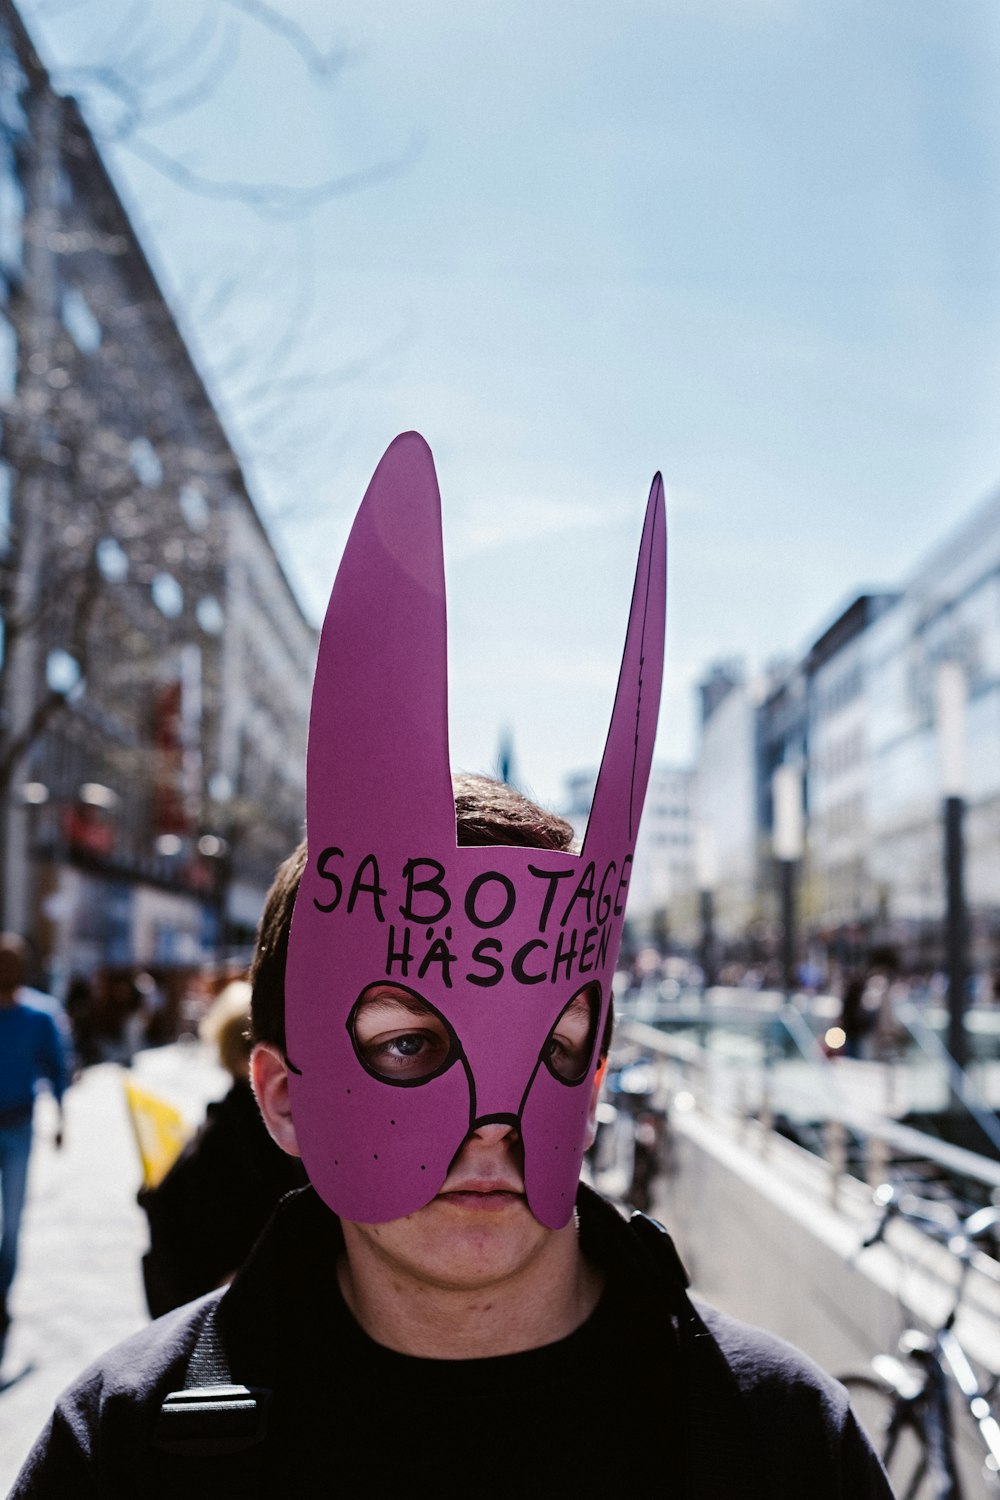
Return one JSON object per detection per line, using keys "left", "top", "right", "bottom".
{"left": 838, "top": 971, "right": 871, "bottom": 1059}
{"left": 64, "top": 974, "right": 98, "bottom": 1067}
{"left": 137, "top": 979, "right": 306, "bottom": 1316}
{"left": 0, "top": 934, "right": 70, "bottom": 1344}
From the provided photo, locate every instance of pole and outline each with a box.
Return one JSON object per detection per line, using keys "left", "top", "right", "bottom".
{"left": 699, "top": 887, "right": 715, "bottom": 993}
{"left": 772, "top": 764, "right": 803, "bottom": 1003}
{"left": 944, "top": 793, "right": 968, "bottom": 1074}
{"left": 780, "top": 858, "right": 797, "bottom": 1000}
{"left": 936, "top": 664, "right": 968, "bottom": 1082}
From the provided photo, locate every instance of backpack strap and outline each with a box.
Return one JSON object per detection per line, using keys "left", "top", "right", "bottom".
{"left": 626, "top": 1207, "right": 692, "bottom": 1291}
{"left": 153, "top": 1297, "right": 271, "bottom": 1460}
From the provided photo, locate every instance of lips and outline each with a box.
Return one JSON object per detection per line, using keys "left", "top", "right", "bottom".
{"left": 438, "top": 1178, "right": 525, "bottom": 1210}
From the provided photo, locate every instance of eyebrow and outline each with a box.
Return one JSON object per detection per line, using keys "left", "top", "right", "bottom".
{"left": 563, "top": 986, "right": 599, "bottom": 1017}
{"left": 356, "top": 990, "right": 437, "bottom": 1021}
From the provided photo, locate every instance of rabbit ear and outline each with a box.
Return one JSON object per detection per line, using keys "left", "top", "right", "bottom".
{"left": 582, "top": 475, "right": 666, "bottom": 857}
{"left": 305, "top": 432, "right": 455, "bottom": 848}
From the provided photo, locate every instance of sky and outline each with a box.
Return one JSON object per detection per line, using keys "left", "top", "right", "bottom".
{"left": 18, "top": 0, "right": 1000, "bottom": 808}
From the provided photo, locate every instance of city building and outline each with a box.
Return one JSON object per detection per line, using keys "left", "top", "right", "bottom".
{"left": 867, "top": 490, "right": 1000, "bottom": 972}
{"left": 692, "top": 660, "right": 759, "bottom": 952}
{"left": 562, "top": 763, "right": 695, "bottom": 939}
{"left": 0, "top": 1, "right": 315, "bottom": 997}
{"left": 685, "top": 480, "right": 1000, "bottom": 980}
{"left": 804, "top": 592, "right": 897, "bottom": 962}
{"left": 755, "top": 655, "right": 808, "bottom": 932}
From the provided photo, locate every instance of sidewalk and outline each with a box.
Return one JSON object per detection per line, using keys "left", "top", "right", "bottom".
{"left": 0, "top": 1046, "right": 227, "bottom": 1492}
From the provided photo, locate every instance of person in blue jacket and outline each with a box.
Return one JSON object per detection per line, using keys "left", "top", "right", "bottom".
{"left": 0, "top": 933, "right": 71, "bottom": 1341}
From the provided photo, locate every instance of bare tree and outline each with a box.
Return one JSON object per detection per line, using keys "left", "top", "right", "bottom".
{"left": 18, "top": 0, "right": 418, "bottom": 474}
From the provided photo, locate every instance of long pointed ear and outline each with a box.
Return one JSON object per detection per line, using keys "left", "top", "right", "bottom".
{"left": 306, "top": 432, "right": 455, "bottom": 847}
{"left": 583, "top": 475, "right": 666, "bottom": 855}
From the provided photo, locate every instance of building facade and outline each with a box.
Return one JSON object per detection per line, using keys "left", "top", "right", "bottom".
{"left": 562, "top": 763, "right": 695, "bottom": 940}
{"left": 685, "top": 484, "right": 1000, "bottom": 980}
{"left": 867, "top": 492, "right": 1000, "bottom": 972}
{"left": 0, "top": 1, "right": 314, "bottom": 995}
{"left": 692, "top": 661, "right": 759, "bottom": 951}
{"left": 803, "top": 593, "right": 897, "bottom": 960}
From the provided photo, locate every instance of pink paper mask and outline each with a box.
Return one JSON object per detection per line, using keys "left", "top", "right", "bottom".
{"left": 285, "top": 432, "right": 666, "bottom": 1228}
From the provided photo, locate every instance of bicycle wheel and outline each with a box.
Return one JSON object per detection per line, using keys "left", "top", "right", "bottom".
{"left": 840, "top": 1373, "right": 935, "bottom": 1500}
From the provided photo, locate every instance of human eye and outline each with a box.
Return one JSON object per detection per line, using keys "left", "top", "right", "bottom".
{"left": 372, "top": 1029, "right": 449, "bottom": 1076}
{"left": 349, "top": 985, "right": 455, "bottom": 1083}
{"left": 542, "top": 984, "right": 600, "bottom": 1083}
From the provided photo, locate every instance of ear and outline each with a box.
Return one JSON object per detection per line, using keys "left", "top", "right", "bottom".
{"left": 303, "top": 431, "right": 455, "bottom": 853}
{"left": 251, "top": 1043, "right": 302, "bottom": 1158}
{"left": 583, "top": 475, "right": 666, "bottom": 856}
{"left": 583, "top": 1057, "right": 608, "bottom": 1152}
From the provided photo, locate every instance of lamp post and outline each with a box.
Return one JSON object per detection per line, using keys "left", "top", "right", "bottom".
{"left": 203, "top": 771, "right": 237, "bottom": 962}
{"left": 936, "top": 663, "right": 968, "bottom": 1075}
{"left": 772, "top": 763, "right": 804, "bottom": 1000}
{"left": 696, "top": 824, "right": 718, "bottom": 995}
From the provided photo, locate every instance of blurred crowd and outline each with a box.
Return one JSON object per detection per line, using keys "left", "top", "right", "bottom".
{"left": 59, "top": 961, "right": 251, "bottom": 1073}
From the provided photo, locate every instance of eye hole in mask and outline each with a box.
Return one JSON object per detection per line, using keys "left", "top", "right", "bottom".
{"left": 542, "top": 982, "right": 601, "bottom": 1084}
{"left": 349, "top": 983, "right": 460, "bottom": 1086}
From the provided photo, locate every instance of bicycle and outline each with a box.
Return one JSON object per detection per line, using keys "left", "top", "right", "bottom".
{"left": 839, "top": 1183, "right": 1000, "bottom": 1499}
{"left": 587, "top": 1055, "right": 667, "bottom": 1212}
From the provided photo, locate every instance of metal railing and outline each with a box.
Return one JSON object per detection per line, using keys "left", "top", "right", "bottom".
{"left": 615, "top": 986, "right": 1000, "bottom": 1205}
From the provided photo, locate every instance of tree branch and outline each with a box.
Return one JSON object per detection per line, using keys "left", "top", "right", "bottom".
{"left": 131, "top": 19, "right": 240, "bottom": 131}
{"left": 0, "top": 548, "right": 104, "bottom": 796}
{"left": 221, "top": 0, "right": 355, "bottom": 83}
{"left": 117, "top": 128, "right": 423, "bottom": 218}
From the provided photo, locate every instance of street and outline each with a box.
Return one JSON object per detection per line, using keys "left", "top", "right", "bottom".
{"left": 0, "top": 1046, "right": 228, "bottom": 1492}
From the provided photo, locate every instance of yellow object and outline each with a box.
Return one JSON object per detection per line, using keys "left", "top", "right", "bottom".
{"left": 123, "top": 1077, "right": 191, "bottom": 1188}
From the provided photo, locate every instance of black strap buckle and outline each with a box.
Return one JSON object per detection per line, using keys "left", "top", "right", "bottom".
{"left": 154, "top": 1382, "right": 271, "bottom": 1457}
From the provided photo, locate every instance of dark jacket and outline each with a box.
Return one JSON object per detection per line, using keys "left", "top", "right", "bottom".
{"left": 138, "top": 1079, "right": 306, "bottom": 1316}
{"left": 11, "top": 1185, "right": 892, "bottom": 1499}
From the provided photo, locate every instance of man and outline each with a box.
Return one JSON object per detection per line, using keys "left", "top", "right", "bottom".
{"left": 0, "top": 934, "right": 70, "bottom": 1343}
{"left": 11, "top": 436, "right": 891, "bottom": 1496}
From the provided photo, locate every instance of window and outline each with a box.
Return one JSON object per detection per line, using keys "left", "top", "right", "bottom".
{"left": 196, "top": 596, "right": 224, "bottom": 635}
{"left": 61, "top": 286, "right": 101, "bottom": 354}
{"left": 129, "top": 437, "right": 162, "bottom": 487}
{"left": 46, "top": 648, "right": 81, "bottom": 695}
{"left": 96, "top": 536, "right": 128, "bottom": 581}
{"left": 179, "top": 483, "right": 209, "bottom": 531}
{"left": 0, "top": 46, "right": 27, "bottom": 135}
{"left": 0, "top": 459, "right": 10, "bottom": 554}
{"left": 0, "top": 166, "right": 24, "bottom": 277}
{"left": 0, "top": 309, "right": 15, "bottom": 397}
{"left": 152, "top": 572, "right": 183, "bottom": 618}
